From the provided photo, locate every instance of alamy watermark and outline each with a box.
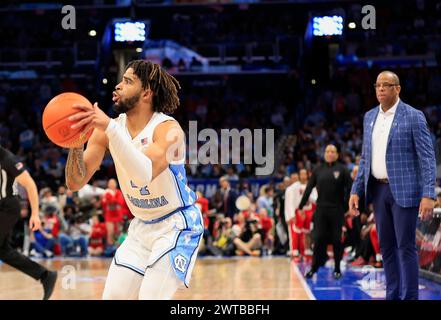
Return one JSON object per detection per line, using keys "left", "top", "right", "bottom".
{"left": 60, "top": 4, "right": 377, "bottom": 32}
{"left": 164, "top": 121, "right": 275, "bottom": 176}
{"left": 360, "top": 265, "right": 385, "bottom": 291}
{"left": 61, "top": 265, "right": 76, "bottom": 290}
{"left": 361, "top": 5, "right": 376, "bottom": 30}
{"left": 61, "top": 5, "right": 76, "bottom": 30}
{"left": 187, "top": 122, "right": 274, "bottom": 176}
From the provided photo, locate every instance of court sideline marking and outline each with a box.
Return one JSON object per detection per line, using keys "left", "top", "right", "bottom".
{"left": 291, "top": 262, "right": 316, "bottom": 300}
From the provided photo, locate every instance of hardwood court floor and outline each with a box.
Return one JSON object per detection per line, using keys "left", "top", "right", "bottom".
{"left": 0, "top": 256, "right": 313, "bottom": 300}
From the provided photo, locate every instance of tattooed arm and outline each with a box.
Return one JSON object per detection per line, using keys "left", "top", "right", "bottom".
{"left": 65, "top": 129, "right": 108, "bottom": 191}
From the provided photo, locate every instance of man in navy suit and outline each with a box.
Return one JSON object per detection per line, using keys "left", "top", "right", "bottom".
{"left": 349, "top": 71, "right": 436, "bottom": 300}
{"left": 219, "top": 176, "right": 239, "bottom": 219}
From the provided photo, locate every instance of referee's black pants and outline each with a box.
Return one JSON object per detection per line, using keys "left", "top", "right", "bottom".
{"left": 0, "top": 197, "right": 47, "bottom": 280}
{"left": 311, "top": 206, "right": 344, "bottom": 272}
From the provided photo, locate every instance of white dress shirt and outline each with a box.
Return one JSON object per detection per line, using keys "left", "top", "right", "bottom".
{"left": 371, "top": 98, "right": 400, "bottom": 179}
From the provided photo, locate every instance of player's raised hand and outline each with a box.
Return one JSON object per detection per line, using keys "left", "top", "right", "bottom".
{"left": 69, "top": 102, "right": 111, "bottom": 133}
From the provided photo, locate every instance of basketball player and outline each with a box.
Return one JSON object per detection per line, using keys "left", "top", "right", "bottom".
{"left": 285, "top": 169, "right": 317, "bottom": 261}
{"left": 65, "top": 60, "right": 203, "bottom": 300}
{"left": 0, "top": 146, "right": 57, "bottom": 299}
{"left": 296, "top": 169, "right": 317, "bottom": 257}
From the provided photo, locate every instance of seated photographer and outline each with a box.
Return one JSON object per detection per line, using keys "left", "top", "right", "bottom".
{"left": 205, "top": 217, "right": 235, "bottom": 257}
{"left": 233, "top": 217, "right": 263, "bottom": 257}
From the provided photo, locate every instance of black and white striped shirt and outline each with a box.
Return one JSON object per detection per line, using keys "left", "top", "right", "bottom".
{"left": 0, "top": 146, "right": 26, "bottom": 200}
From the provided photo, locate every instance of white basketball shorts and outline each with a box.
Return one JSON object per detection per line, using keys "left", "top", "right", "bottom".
{"left": 113, "top": 204, "right": 204, "bottom": 287}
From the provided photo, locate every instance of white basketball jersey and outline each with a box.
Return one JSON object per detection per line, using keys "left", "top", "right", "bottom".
{"left": 109, "top": 112, "right": 196, "bottom": 221}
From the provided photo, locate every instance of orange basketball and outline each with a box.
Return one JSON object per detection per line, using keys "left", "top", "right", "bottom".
{"left": 42, "top": 92, "right": 94, "bottom": 148}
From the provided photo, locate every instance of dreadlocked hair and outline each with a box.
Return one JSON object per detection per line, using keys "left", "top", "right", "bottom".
{"left": 126, "top": 59, "right": 181, "bottom": 114}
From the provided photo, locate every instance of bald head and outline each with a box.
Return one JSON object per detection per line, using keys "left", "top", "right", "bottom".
{"left": 378, "top": 71, "right": 400, "bottom": 85}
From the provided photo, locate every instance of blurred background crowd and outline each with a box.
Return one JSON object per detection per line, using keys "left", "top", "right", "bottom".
{"left": 1, "top": 0, "right": 441, "bottom": 276}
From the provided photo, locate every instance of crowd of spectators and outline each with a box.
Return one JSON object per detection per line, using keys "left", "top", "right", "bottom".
{"left": 13, "top": 178, "right": 132, "bottom": 258}
{"left": 1, "top": 1, "right": 441, "bottom": 274}
{"left": 3, "top": 61, "right": 441, "bottom": 270}
{"left": 0, "top": 73, "right": 296, "bottom": 184}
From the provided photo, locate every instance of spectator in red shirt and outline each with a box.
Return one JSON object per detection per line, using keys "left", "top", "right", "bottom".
{"left": 88, "top": 214, "right": 107, "bottom": 256}
{"left": 258, "top": 208, "right": 274, "bottom": 254}
{"left": 101, "top": 179, "right": 125, "bottom": 245}
{"left": 196, "top": 191, "right": 209, "bottom": 229}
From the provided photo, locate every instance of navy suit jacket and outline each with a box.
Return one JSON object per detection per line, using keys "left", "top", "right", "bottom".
{"left": 351, "top": 100, "right": 436, "bottom": 207}
{"left": 224, "top": 189, "right": 239, "bottom": 218}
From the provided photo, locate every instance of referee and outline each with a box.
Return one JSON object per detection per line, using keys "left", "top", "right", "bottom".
{"left": 0, "top": 145, "right": 57, "bottom": 299}
{"left": 298, "top": 144, "right": 352, "bottom": 279}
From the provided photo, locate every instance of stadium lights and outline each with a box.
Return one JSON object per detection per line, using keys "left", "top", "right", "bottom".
{"left": 312, "top": 15, "right": 343, "bottom": 36}
{"left": 114, "top": 22, "right": 146, "bottom": 42}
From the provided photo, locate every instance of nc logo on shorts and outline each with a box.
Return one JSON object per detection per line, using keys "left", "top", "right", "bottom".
{"left": 174, "top": 254, "right": 187, "bottom": 273}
